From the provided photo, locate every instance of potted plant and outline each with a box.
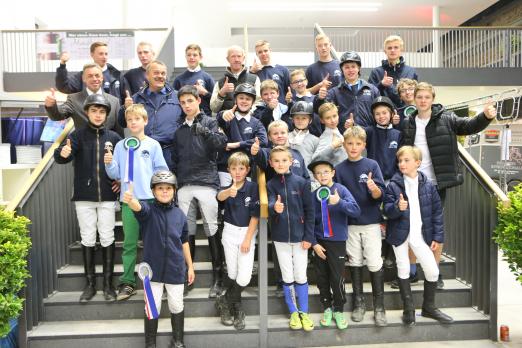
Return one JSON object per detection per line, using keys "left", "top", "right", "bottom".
{"left": 0, "top": 208, "right": 31, "bottom": 346}
{"left": 495, "top": 183, "right": 522, "bottom": 284}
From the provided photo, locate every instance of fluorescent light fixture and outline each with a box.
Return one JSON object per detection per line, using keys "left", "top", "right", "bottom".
{"left": 228, "top": 2, "right": 381, "bottom": 12}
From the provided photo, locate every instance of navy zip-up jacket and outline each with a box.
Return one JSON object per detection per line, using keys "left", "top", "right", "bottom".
{"left": 134, "top": 201, "right": 188, "bottom": 284}
{"left": 253, "top": 147, "right": 309, "bottom": 182}
{"left": 383, "top": 172, "right": 444, "bottom": 246}
{"left": 267, "top": 172, "right": 314, "bottom": 243}
{"left": 365, "top": 125, "right": 401, "bottom": 180}
{"left": 368, "top": 57, "right": 418, "bottom": 108}
{"left": 318, "top": 79, "right": 380, "bottom": 131}
{"left": 312, "top": 182, "right": 361, "bottom": 245}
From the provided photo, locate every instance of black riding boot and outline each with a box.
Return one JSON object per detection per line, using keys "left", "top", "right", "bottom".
{"left": 421, "top": 280, "right": 454, "bottom": 324}
{"left": 369, "top": 268, "right": 387, "bottom": 326}
{"left": 79, "top": 245, "right": 96, "bottom": 303}
{"left": 228, "top": 282, "right": 246, "bottom": 330}
{"left": 208, "top": 235, "right": 224, "bottom": 298}
{"left": 102, "top": 243, "right": 116, "bottom": 301}
{"left": 169, "top": 311, "right": 186, "bottom": 348}
{"left": 349, "top": 266, "right": 365, "bottom": 322}
{"left": 144, "top": 316, "right": 158, "bottom": 348}
{"left": 398, "top": 278, "right": 415, "bottom": 326}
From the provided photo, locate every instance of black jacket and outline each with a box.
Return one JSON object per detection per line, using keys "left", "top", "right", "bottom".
{"left": 400, "top": 104, "right": 492, "bottom": 190}
{"left": 171, "top": 112, "right": 227, "bottom": 189}
{"left": 215, "top": 68, "right": 258, "bottom": 112}
{"left": 54, "top": 125, "right": 121, "bottom": 202}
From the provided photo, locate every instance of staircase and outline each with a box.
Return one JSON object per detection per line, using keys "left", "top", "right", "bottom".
{"left": 22, "top": 215, "right": 490, "bottom": 348}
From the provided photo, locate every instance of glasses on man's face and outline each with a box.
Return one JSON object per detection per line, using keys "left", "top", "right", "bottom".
{"left": 291, "top": 79, "right": 306, "bottom": 85}
{"left": 400, "top": 88, "right": 415, "bottom": 93}
{"left": 314, "top": 171, "right": 332, "bottom": 176}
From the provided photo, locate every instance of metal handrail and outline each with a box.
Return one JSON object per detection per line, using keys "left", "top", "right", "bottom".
{"left": 320, "top": 25, "right": 522, "bottom": 30}
{"left": 5, "top": 119, "right": 74, "bottom": 212}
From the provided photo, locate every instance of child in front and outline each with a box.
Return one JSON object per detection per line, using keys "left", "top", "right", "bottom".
{"left": 384, "top": 146, "right": 453, "bottom": 326}
{"left": 123, "top": 170, "right": 195, "bottom": 348}
{"left": 267, "top": 146, "right": 315, "bottom": 331}
{"left": 309, "top": 159, "right": 360, "bottom": 329}
{"left": 216, "top": 152, "right": 259, "bottom": 330}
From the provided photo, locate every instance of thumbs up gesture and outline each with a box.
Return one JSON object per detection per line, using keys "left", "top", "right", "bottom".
{"left": 223, "top": 105, "right": 237, "bottom": 122}
{"left": 321, "top": 73, "right": 332, "bottom": 89}
{"left": 483, "top": 99, "right": 497, "bottom": 120}
{"left": 392, "top": 111, "right": 400, "bottom": 125}
{"left": 60, "top": 138, "right": 72, "bottom": 158}
{"left": 59, "top": 51, "right": 70, "bottom": 65}
{"left": 366, "top": 172, "right": 377, "bottom": 191}
{"left": 194, "top": 80, "right": 208, "bottom": 96}
{"left": 398, "top": 193, "right": 408, "bottom": 211}
{"left": 124, "top": 90, "right": 133, "bottom": 109}
{"left": 251, "top": 136, "right": 260, "bottom": 155}
{"left": 219, "top": 76, "right": 235, "bottom": 97}
{"left": 381, "top": 70, "right": 394, "bottom": 87}
{"left": 229, "top": 179, "right": 238, "bottom": 198}
{"left": 285, "top": 87, "right": 293, "bottom": 104}
{"left": 331, "top": 134, "right": 343, "bottom": 149}
{"left": 104, "top": 142, "right": 113, "bottom": 164}
{"left": 274, "top": 194, "right": 285, "bottom": 214}
{"left": 250, "top": 58, "right": 262, "bottom": 74}
{"left": 344, "top": 112, "right": 355, "bottom": 129}
{"left": 122, "top": 183, "right": 134, "bottom": 204}
{"left": 329, "top": 189, "right": 340, "bottom": 205}
{"left": 45, "top": 88, "right": 57, "bottom": 107}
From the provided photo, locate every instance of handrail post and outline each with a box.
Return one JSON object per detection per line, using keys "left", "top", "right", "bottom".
{"left": 257, "top": 168, "right": 268, "bottom": 348}
{"left": 489, "top": 207, "right": 498, "bottom": 340}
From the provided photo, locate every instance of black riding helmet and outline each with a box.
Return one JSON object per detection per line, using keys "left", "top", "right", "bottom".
{"left": 290, "top": 101, "right": 313, "bottom": 116}
{"left": 371, "top": 96, "right": 395, "bottom": 113}
{"left": 83, "top": 94, "right": 111, "bottom": 113}
{"left": 339, "top": 51, "right": 362, "bottom": 69}
{"left": 234, "top": 83, "right": 256, "bottom": 100}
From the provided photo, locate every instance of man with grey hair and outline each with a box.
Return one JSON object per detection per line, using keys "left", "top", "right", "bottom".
{"left": 210, "top": 45, "right": 260, "bottom": 114}
{"left": 45, "top": 63, "right": 123, "bottom": 136}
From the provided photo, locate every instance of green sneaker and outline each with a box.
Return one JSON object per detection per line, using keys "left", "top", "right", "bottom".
{"left": 300, "top": 312, "right": 314, "bottom": 332}
{"left": 333, "top": 311, "right": 348, "bottom": 330}
{"left": 289, "top": 311, "right": 302, "bottom": 330}
{"left": 320, "top": 308, "right": 333, "bottom": 327}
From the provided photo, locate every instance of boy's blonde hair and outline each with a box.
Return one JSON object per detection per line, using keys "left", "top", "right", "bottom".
{"left": 414, "top": 82, "right": 436, "bottom": 98}
{"left": 185, "top": 44, "right": 202, "bottom": 56}
{"left": 255, "top": 40, "right": 270, "bottom": 49}
{"left": 290, "top": 69, "right": 306, "bottom": 81}
{"left": 268, "top": 120, "right": 289, "bottom": 135}
{"left": 228, "top": 151, "right": 250, "bottom": 168}
{"left": 260, "top": 79, "right": 279, "bottom": 94}
{"left": 125, "top": 104, "right": 148, "bottom": 121}
{"left": 269, "top": 145, "right": 292, "bottom": 160}
{"left": 315, "top": 34, "right": 330, "bottom": 44}
{"left": 343, "top": 125, "right": 367, "bottom": 142}
{"left": 397, "top": 78, "right": 418, "bottom": 93}
{"left": 397, "top": 145, "right": 422, "bottom": 162}
{"left": 318, "top": 102, "right": 338, "bottom": 119}
{"left": 383, "top": 35, "right": 404, "bottom": 49}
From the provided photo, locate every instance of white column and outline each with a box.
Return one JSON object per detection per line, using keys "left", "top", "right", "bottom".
{"left": 432, "top": 5, "right": 440, "bottom": 67}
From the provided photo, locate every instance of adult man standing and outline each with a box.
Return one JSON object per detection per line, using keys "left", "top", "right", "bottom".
{"left": 210, "top": 45, "right": 260, "bottom": 114}
{"left": 56, "top": 42, "right": 124, "bottom": 102}
{"left": 119, "top": 60, "right": 182, "bottom": 170}
{"left": 45, "top": 64, "right": 123, "bottom": 136}
{"left": 305, "top": 34, "right": 342, "bottom": 95}
{"left": 123, "top": 42, "right": 155, "bottom": 95}
{"left": 250, "top": 40, "right": 290, "bottom": 105}
{"left": 369, "top": 35, "right": 418, "bottom": 108}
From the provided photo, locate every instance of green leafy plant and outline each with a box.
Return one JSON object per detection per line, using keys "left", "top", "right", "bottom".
{"left": 0, "top": 209, "right": 31, "bottom": 337}
{"left": 495, "top": 183, "right": 522, "bottom": 284}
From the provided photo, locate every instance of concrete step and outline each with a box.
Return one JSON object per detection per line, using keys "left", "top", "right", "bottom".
{"left": 27, "top": 307, "right": 489, "bottom": 348}
{"left": 43, "top": 279, "right": 471, "bottom": 321}
{"left": 56, "top": 258, "right": 457, "bottom": 291}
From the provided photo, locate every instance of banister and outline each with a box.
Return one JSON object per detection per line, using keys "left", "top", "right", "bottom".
{"left": 5, "top": 119, "right": 74, "bottom": 212}
{"left": 319, "top": 25, "right": 522, "bottom": 30}
{"left": 257, "top": 168, "right": 268, "bottom": 218}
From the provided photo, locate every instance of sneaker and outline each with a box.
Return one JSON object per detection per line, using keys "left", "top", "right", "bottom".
{"left": 391, "top": 273, "right": 419, "bottom": 289}
{"left": 333, "top": 311, "right": 348, "bottom": 330}
{"left": 437, "top": 275, "right": 445, "bottom": 290}
{"left": 320, "top": 308, "right": 333, "bottom": 327}
{"left": 383, "top": 258, "right": 395, "bottom": 269}
{"left": 390, "top": 278, "right": 400, "bottom": 289}
{"left": 300, "top": 312, "right": 314, "bottom": 332}
{"left": 116, "top": 284, "right": 137, "bottom": 301}
{"left": 289, "top": 312, "right": 302, "bottom": 330}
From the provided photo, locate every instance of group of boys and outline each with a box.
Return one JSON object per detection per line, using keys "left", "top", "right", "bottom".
{"left": 49, "top": 33, "right": 497, "bottom": 347}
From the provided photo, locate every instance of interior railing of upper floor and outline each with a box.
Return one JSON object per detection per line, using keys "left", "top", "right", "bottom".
{"left": 315, "top": 23, "right": 522, "bottom": 69}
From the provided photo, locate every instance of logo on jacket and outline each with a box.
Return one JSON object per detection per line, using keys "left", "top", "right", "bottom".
{"left": 272, "top": 74, "right": 280, "bottom": 81}
{"left": 196, "top": 79, "right": 205, "bottom": 88}
{"left": 244, "top": 196, "right": 251, "bottom": 207}
{"left": 243, "top": 127, "right": 253, "bottom": 134}
{"left": 292, "top": 159, "right": 301, "bottom": 168}
{"left": 389, "top": 141, "right": 398, "bottom": 149}
{"left": 114, "top": 80, "right": 120, "bottom": 89}
{"left": 141, "top": 150, "right": 150, "bottom": 159}
{"left": 363, "top": 89, "right": 372, "bottom": 96}
{"left": 334, "top": 69, "right": 342, "bottom": 77}
{"left": 359, "top": 173, "right": 369, "bottom": 183}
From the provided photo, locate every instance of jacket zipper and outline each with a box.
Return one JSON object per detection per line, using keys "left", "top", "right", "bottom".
{"left": 282, "top": 175, "right": 291, "bottom": 243}
{"left": 96, "top": 130, "right": 101, "bottom": 202}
